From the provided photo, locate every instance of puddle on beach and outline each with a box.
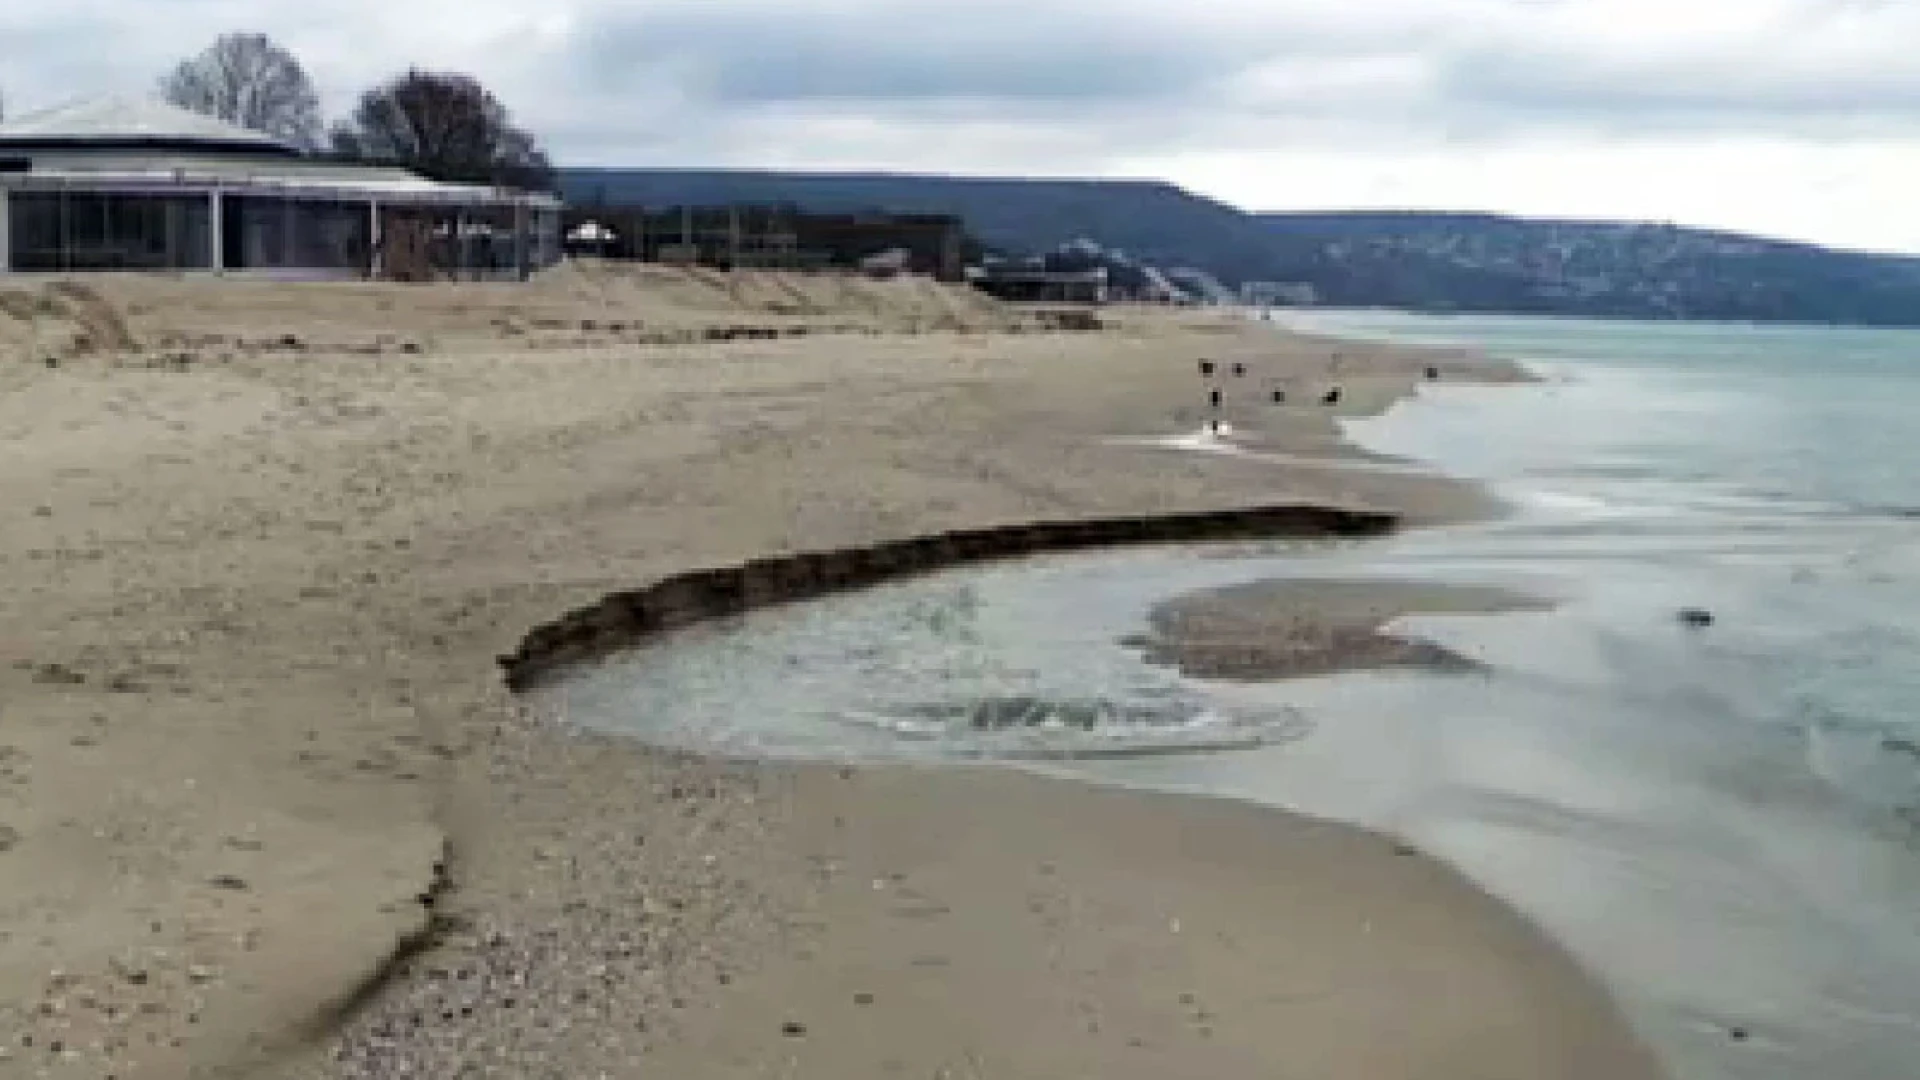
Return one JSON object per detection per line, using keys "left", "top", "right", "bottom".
{"left": 547, "top": 541, "right": 1332, "bottom": 764}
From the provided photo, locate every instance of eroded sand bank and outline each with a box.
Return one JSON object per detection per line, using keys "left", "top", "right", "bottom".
{"left": 0, "top": 266, "right": 1655, "bottom": 1079}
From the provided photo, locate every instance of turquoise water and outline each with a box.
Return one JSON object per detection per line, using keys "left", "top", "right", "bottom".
{"left": 553, "top": 311, "right": 1920, "bottom": 1079}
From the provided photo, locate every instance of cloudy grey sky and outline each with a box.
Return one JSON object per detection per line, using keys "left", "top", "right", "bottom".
{"left": 6, "top": 0, "right": 1920, "bottom": 251}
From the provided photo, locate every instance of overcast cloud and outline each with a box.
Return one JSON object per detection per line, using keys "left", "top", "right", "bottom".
{"left": 6, "top": 0, "right": 1920, "bottom": 250}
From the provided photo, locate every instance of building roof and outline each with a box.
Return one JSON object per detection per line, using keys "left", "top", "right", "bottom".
{"left": 1, "top": 152, "right": 563, "bottom": 209}
{"left": 0, "top": 97, "right": 563, "bottom": 208}
{"left": 0, "top": 97, "right": 300, "bottom": 157}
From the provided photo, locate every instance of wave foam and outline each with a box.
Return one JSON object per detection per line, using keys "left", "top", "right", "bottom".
{"left": 830, "top": 696, "right": 1307, "bottom": 761}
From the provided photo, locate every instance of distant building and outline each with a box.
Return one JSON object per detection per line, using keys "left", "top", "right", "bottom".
{"left": 0, "top": 97, "right": 562, "bottom": 279}
{"left": 1162, "top": 267, "right": 1235, "bottom": 305}
{"left": 1132, "top": 265, "right": 1188, "bottom": 304}
{"left": 858, "top": 247, "right": 912, "bottom": 277}
{"left": 559, "top": 203, "right": 968, "bottom": 282}
{"left": 1241, "top": 281, "right": 1319, "bottom": 306}
{"left": 968, "top": 262, "right": 1108, "bottom": 304}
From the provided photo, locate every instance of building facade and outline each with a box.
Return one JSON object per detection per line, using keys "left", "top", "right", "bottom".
{"left": 0, "top": 98, "right": 562, "bottom": 279}
{"left": 968, "top": 261, "right": 1109, "bottom": 304}
{"left": 559, "top": 203, "right": 970, "bottom": 281}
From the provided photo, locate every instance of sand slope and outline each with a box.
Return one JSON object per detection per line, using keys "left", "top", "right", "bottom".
{"left": 0, "top": 268, "right": 1651, "bottom": 1079}
{"left": 0, "top": 261, "right": 1031, "bottom": 376}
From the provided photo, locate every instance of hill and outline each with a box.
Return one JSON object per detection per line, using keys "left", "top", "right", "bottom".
{"left": 558, "top": 168, "right": 1920, "bottom": 326}
{"left": 1258, "top": 211, "right": 1920, "bottom": 325}
{"left": 559, "top": 168, "right": 1321, "bottom": 284}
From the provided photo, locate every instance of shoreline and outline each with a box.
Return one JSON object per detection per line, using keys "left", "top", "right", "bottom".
{"left": 0, "top": 272, "right": 1657, "bottom": 1080}
{"left": 498, "top": 503, "right": 1396, "bottom": 692}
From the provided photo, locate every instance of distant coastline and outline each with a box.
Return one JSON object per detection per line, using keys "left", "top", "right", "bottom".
{"left": 561, "top": 167, "right": 1920, "bottom": 328}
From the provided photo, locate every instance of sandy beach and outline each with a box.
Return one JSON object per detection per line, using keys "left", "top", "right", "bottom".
{"left": 0, "top": 266, "right": 1656, "bottom": 1079}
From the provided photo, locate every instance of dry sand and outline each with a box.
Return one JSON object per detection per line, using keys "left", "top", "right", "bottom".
{"left": 0, "top": 265, "right": 1656, "bottom": 1079}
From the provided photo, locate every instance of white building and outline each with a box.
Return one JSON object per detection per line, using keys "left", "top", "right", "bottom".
{"left": 0, "top": 97, "right": 562, "bottom": 279}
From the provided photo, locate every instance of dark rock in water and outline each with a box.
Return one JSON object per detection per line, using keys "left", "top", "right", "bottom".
{"left": 1728, "top": 1025, "right": 1750, "bottom": 1042}
{"left": 1880, "top": 736, "right": 1920, "bottom": 760}
{"left": 1678, "top": 607, "right": 1715, "bottom": 628}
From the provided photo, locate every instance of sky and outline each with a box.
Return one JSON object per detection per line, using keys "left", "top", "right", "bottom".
{"left": 5, "top": 0, "right": 1920, "bottom": 252}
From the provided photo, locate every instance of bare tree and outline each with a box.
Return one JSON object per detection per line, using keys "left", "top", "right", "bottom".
{"left": 330, "top": 69, "right": 553, "bottom": 191}
{"left": 160, "top": 32, "right": 323, "bottom": 149}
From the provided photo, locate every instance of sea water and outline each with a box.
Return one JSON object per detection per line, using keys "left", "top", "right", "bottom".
{"left": 1227, "top": 310, "right": 1920, "bottom": 1080}
{"left": 552, "top": 311, "right": 1920, "bottom": 1080}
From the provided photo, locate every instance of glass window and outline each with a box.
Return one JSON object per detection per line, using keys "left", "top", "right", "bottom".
{"left": 7, "top": 189, "right": 211, "bottom": 271}
{"left": 228, "top": 195, "right": 369, "bottom": 274}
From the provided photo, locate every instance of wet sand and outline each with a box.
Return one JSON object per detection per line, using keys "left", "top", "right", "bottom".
{"left": 0, "top": 267, "right": 1655, "bottom": 1079}
{"left": 1125, "top": 578, "right": 1546, "bottom": 680}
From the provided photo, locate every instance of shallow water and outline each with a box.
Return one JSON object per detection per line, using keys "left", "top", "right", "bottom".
{"left": 554, "top": 311, "right": 1920, "bottom": 1080}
